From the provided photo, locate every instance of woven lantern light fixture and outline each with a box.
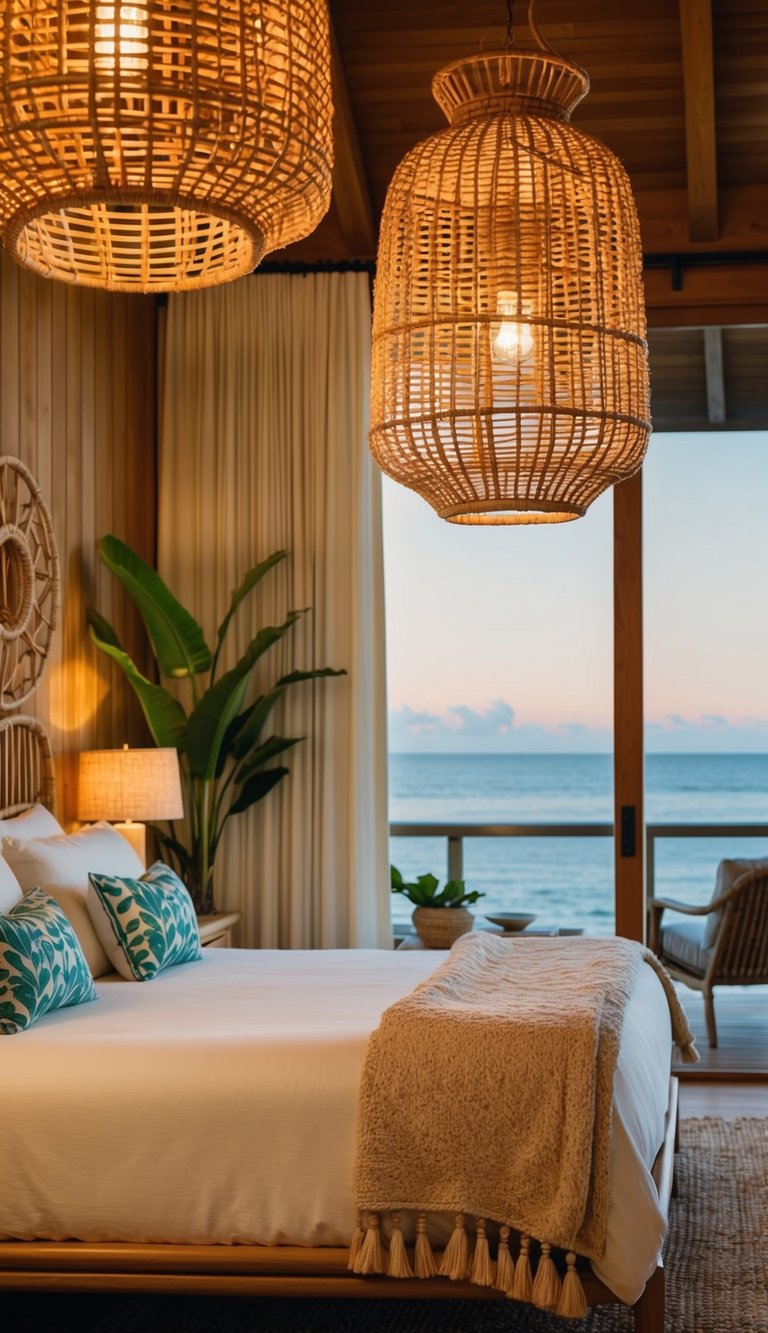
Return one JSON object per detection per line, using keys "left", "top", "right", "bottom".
{"left": 369, "top": 2, "right": 651, "bottom": 524}
{"left": 0, "top": 0, "right": 333, "bottom": 292}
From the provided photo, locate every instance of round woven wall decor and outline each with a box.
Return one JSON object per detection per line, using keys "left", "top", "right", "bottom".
{"left": 0, "top": 457, "right": 60, "bottom": 710}
{"left": 369, "top": 24, "right": 652, "bottom": 524}
{"left": 0, "top": 1, "right": 333, "bottom": 293}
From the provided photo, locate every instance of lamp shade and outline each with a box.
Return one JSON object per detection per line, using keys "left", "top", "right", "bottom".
{"left": 0, "top": 0, "right": 333, "bottom": 292}
{"left": 369, "top": 47, "right": 651, "bottom": 524}
{"left": 77, "top": 747, "right": 183, "bottom": 823}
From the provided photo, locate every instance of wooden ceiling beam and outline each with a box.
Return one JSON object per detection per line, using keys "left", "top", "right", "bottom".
{"left": 678, "top": 0, "right": 719, "bottom": 242}
{"left": 329, "top": 20, "right": 377, "bottom": 259}
{"left": 635, "top": 186, "right": 768, "bottom": 256}
{"left": 644, "top": 261, "right": 768, "bottom": 326}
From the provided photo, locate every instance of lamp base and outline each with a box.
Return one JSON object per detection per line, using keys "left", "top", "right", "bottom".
{"left": 114, "top": 821, "right": 147, "bottom": 869}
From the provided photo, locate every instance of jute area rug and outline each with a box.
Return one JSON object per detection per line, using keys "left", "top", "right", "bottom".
{"left": 6, "top": 1118, "right": 767, "bottom": 1333}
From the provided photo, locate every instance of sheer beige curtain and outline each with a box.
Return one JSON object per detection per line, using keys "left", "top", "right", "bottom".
{"left": 158, "top": 272, "right": 391, "bottom": 948}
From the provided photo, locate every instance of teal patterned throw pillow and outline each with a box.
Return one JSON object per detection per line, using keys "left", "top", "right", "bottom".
{"left": 0, "top": 888, "right": 98, "bottom": 1034}
{"left": 87, "top": 861, "right": 202, "bottom": 982}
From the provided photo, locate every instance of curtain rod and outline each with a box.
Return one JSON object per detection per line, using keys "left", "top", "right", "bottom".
{"left": 255, "top": 259, "right": 375, "bottom": 276}
{"left": 154, "top": 259, "right": 375, "bottom": 304}
{"left": 155, "top": 251, "right": 766, "bottom": 303}
{"left": 643, "top": 250, "right": 768, "bottom": 292}
{"left": 251, "top": 252, "right": 768, "bottom": 284}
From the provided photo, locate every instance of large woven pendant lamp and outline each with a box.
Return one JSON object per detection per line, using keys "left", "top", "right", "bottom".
{"left": 369, "top": 4, "right": 651, "bottom": 524}
{"left": 0, "top": 0, "right": 333, "bottom": 292}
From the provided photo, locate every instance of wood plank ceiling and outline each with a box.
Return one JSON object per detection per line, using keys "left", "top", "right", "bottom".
{"left": 276, "top": 1, "right": 768, "bottom": 430}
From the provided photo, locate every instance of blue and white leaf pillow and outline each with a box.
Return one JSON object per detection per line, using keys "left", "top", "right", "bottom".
{"left": 0, "top": 888, "right": 97, "bottom": 1034}
{"left": 87, "top": 861, "right": 202, "bottom": 982}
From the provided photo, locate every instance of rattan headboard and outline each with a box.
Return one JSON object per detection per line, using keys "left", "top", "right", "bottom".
{"left": 0, "top": 715, "right": 55, "bottom": 819}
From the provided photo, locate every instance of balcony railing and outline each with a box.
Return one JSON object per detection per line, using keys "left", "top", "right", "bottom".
{"left": 390, "top": 821, "right": 768, "bottom": 901}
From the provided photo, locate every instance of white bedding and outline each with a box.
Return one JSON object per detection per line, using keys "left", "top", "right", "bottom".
{"left": 0, "top": 947, "right": 671, "bottom": 1304}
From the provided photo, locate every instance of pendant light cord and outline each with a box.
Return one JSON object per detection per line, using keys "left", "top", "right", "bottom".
{"left": 504, "top": 0, "right": 559, "bottom": 58}
{"left": 505, "top": 0, "right": 515, "bottom": 46}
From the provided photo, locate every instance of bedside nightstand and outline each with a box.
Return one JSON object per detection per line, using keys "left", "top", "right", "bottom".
{"left": 198, "top": 911, "right": 241, "bottom": 949}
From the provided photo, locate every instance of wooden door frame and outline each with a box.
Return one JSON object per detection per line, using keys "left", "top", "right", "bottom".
{"left": 613, "top": 471, "right": 645, "bottom": 942}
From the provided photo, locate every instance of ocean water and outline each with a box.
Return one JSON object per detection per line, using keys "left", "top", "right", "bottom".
{"left": 389, "top": 753, "right": 768, "bottom": 934}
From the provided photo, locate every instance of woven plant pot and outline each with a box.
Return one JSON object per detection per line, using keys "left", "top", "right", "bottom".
{"left": 412, "top": 906, "right": 474, "bottom": 949}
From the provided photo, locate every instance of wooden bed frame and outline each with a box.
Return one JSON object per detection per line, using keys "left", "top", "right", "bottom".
{"left": 0, "top": 715, "right": 675, "bottom": 1332}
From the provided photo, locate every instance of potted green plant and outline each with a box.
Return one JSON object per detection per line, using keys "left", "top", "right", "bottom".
{"left": 87, "top": 537, "right": 344, "bottom": 915}
{"left": 391, "top": 865, "right": 485, "bottom": 949}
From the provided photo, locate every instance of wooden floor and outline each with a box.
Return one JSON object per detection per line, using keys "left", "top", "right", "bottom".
{"left": 672, "top": 986, "right": 768, "bottom": 1080}
{"left": 679, "top": 1080, "right": 768, "bottom": 1116}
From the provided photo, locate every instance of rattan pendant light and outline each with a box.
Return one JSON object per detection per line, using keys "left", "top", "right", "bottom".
{"left": 369, "top": 3, "right": 651, "bottom": 524}
{"left": 0, "top": 0, "right": 333, "bottom": 292}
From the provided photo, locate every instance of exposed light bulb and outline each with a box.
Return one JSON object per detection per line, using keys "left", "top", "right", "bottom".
{"left": 95, "top": 3, "right": 148, "bottom": 72}
{"left": 493, "top": 290, "right": 534, "bottom": 364}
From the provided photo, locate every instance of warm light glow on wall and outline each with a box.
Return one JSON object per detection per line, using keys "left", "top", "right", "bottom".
{"left": 40, "top": 662, "right": 109, "bottom": 738}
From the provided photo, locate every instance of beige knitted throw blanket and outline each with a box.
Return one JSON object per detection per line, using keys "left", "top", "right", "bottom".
{"left": 350, "top": 933, "right": 697, "bottom": 1319}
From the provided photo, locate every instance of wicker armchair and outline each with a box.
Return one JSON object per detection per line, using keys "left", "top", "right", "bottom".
{"left": 649, "top": 859, "right": 768, "bottom": 1047}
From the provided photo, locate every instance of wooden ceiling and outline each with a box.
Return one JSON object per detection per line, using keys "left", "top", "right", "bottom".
{"left": 273, "top": 2, "right": 768, "bottom": 430}
{"left": 277, "top": 0, "right": 768, "bottom": 339}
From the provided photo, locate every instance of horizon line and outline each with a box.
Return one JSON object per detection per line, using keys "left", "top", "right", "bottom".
{"left": 388, "top": 750, "right": 768, "bottom": 758}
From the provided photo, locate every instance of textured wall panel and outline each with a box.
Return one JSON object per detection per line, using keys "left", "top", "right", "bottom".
{"left": 0, "top": 254, "right": 157, "bottom": 821}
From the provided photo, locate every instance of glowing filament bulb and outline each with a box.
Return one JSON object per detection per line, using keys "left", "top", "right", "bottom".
{"left": 493, "top": 290, "right": 534, "bottom": 364}
{"left": 95, "top": 4, "right": 148, "bottom": 72}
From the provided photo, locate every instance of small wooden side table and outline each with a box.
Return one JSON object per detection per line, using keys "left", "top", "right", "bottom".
{"left": 198, "top": 911, "right": 241, "bottom": 949}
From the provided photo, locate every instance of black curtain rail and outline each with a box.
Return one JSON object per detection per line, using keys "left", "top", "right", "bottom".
{"left": 257, "top": 253, "right": 768, "bottom": 281}
{"left": 153, "top": 259, "right": 375, "bottom": 303}
{"left": 255, "top": 259, "right": 376, "bottom": 276}
{"left": 643, "top": 250, "right": 768, "bottom": 292}
{"left": 153, "top": 251, "right": 768, "bottom": 303}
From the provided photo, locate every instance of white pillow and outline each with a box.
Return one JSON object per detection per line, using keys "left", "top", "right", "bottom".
{"left": 0, "top": 803, "right": 63, "bottom": 842}
{"left": 0, "top": 856, "right": 23, "bottom": 914}
{"left": 2, "top": 823, "right": 144, "bottom": 978}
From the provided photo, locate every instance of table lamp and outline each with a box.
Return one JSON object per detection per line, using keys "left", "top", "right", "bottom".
{"left": 77, "top": 744, "right": 183, "bottom": 868}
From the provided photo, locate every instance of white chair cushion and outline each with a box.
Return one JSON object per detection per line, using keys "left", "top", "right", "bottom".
{"left": 2, "top": 823, "right": 144, "bottom": 978}
{"left": 661, "top": 918, "right": 713, "bottom": 977}
{"left": 705, "top": 857, "right": 768, "bottom": 948}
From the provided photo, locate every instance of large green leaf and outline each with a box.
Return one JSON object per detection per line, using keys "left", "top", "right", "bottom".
{"left": 88, "top": 609, "right": 188, "bottom": 749}
{"left": 185, "top": 666, "right": 251, "bottom": 780}
{"left": 185, "top": 614, "right": 303, "bottom": 780}
{"left": 212, "top": 701, "right": 258, "bottom": 779}
{"left": 228, "top": 767, "right": 289, "bottom": 817}
{"left": 212, "top": 550, "right": 287, "bottom": 675}
{"left": 234, "top": 735, "right": 302, "bottom": 786}
{"left": 231, "top": 668, "right": 346, "bottom": 761}
{"left": 99, "top": 535, "right": 211, "bottom": 680}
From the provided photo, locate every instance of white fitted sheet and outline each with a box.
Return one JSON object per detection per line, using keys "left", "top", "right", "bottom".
{"left": 0, "top": 947, "right": 671, "bottom": 1304}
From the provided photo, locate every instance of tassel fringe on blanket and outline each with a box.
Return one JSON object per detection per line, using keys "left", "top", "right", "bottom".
{"left": 350, "top": 1213, "right": 588, "bottom": 1320}
{"left": 350, "top": 936, "right": 697, "bottom": 1321}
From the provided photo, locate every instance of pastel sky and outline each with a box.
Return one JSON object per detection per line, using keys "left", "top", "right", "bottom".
{"left": 383, "top": 431, "right": 768, "bottom": 753}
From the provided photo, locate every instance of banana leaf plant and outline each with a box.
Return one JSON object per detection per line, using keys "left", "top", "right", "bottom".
{"left": 88, "top": 536, "right": 344, "bottom": 914}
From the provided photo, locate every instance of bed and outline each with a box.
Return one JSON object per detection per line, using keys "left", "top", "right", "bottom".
{"left": 0, "top": 715, "right": 676, "bottom": 1332}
